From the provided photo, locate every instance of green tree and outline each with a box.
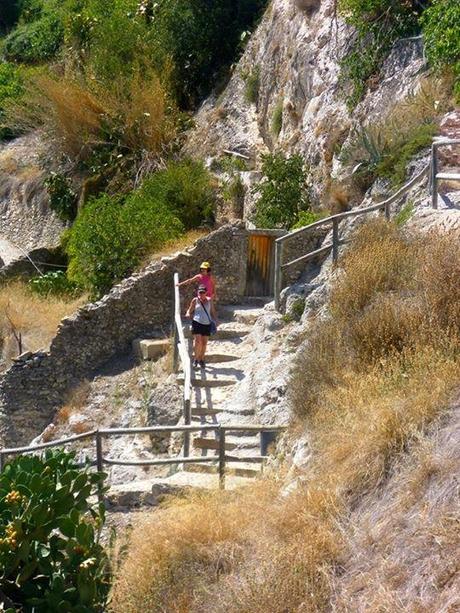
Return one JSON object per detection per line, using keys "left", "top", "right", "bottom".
{"left": 421, "top": 0, "right": 460, "bottom": 96}
{"left": 252, "top": 153, "right": 310, "bottom": 229}
{"left": 66, "top": 190, "right": 183, "bottom": 297}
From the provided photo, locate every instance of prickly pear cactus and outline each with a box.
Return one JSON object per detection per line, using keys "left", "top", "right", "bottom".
{"left": 0, "top": 450, "right": 109, "bottom": 612}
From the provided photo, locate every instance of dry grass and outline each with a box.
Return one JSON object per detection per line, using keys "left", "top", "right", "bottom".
{"left": 110, "top": 220, "right": 460, "bottom": 612}
{"left": 4, "top": 70, "right": 176, "bottom": 165}
{"left": 0, "top": 281, "right": 87, "bottom": 365}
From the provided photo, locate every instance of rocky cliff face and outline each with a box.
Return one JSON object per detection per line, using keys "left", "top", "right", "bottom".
{"left": 185, "top": 0, "right": 427, "bottom": 209}
{"left": 0, "top": 132, "right": 65, "bottom": 267}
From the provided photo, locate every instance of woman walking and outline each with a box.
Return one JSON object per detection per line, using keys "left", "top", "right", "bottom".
{"left": 177, "top": 261, "right": 217, "bottom": 300}
{"left": 185, "top": 284, "right": 218, "bottom": 368}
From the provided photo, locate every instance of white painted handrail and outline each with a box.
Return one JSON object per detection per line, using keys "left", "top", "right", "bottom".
{"left": 173, "top": 272, "right": 192, "bottom": 454}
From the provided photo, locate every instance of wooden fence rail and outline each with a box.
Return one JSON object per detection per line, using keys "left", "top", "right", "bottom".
{"left": 0, "top": 424, "right": 287, "bottom": 493}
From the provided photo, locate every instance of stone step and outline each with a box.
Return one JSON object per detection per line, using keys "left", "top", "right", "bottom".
{"left": 184, "top": 322, "right": 250, "bottom": 340}
{"left": 132, "top": 338, "right": 170, "bottom": 360}
{"left": 183, "top": 461, "right": 261, "bottom": 479}
{"left": 178, "top": 364, "right": 244, "bottom": 388}
{"left": 218, "top": 305, "right": 265, "bottom": 325}
{"left": 193, "top": 437, "right": 237, "bottom": 451}
{"left": 204, "top": 353, "right": 240, "bottom": 363}
{"left": 177, "top": 376, "right": 237, "bottom": 388}
{"left": 191, "top": 407, "right": 221, "bottom": 417}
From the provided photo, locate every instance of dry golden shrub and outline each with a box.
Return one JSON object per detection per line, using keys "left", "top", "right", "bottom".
{"left": 111, "top": 220, "right": 460, "bottom": 612}
{"left": 5, "top": 70, "right": 176, "bottom": 163}
{"left": 0, "top": 281, "right": 87, "bottom": 365}
{"left": 109, "top": 485, "right": 277, "bottom": 613}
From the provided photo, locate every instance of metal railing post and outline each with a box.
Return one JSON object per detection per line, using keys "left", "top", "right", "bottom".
{"left": 218, "top": 427, "right": 226, "bottom": 490}
{"left": 384, "top": 201, "right": 391, "bottom": 220}
{"left": 332, "top": 218, "right": 339, "bottom": 264}
{"left": 95, "top": 431, "right": 104, "bottom": 504}
{"left": 0, "top": 452, "right": 4, "bottom": 473}
{"left": 183, "top": 398, "right": 191, "bottom": 457}
{"left": 431, "top": 143, "right": 438, "bottom": 209}
{"left": 274, "top": 240, "right": 283, "bottom": 311}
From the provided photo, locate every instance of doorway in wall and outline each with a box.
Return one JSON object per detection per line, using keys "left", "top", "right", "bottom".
{"left": 245, "top": 233, "right": 275, "bottom": 296}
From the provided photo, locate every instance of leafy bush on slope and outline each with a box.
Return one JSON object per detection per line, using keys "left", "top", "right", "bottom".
{"left": 422, "top": 0, "right": 460, "bottom": 97}
{"left": 252, "top": 153, "right": 311, "bottom": 229}
{"left": 66, "top": 159, "right": 214, "bottom": 296}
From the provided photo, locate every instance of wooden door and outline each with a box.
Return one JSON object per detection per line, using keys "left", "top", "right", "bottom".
{"left": 245, "top": 234, "right": 275, "bottom": 296}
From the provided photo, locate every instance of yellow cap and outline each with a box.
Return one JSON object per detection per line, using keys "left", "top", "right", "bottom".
{"left": 200, "top": 261, "right": 211, "bottom": 269}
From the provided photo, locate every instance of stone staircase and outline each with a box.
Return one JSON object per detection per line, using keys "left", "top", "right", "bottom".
{"left": 105, "top": 300, "right": 271, "bottom": 509}
{"left": 179, "top": 301, "right": 269, "bottom": 480}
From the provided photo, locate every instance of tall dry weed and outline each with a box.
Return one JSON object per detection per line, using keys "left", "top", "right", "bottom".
{"left": 0, "top": 281, "right": 86, "bottom": 365}
{"left": 111, "top": 220, "right": 460, "bottom": 612}
{"left": 4, "top": 70, "right": 176, "bottom": 164}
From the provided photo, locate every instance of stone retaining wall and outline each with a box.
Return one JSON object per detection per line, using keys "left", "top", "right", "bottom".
{"left": 0, "top": 221, "right": 325, "bottom": 446}
{"left": 0, "top": 223, "right": 248, "bottom": 445}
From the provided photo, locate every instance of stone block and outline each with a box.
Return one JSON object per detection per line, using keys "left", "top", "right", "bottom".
{"left": 132, "top": 338, "right": 170, "bottom": 361}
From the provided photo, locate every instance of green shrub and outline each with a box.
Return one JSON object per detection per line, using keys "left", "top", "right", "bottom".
{"left": 0, "top": 450, "right": 109, "bottom": 612}
{"left": 64, "top": 0, "right": 267, "bottom": 110}
{"left": 395, "top": 201, "right": 414, "bottom": 227}
{"left": 252, "top": 153, "right": 310, "bottom": 229}
{"left": 421, "top": 0, "right": 460, "bottom": 96}
{"left": 45, "top": 172, "right": 77, "bottom": 221}
{"left": 138, "top": 159, "right": 215, "bottom": 230}
{"left": 0, "top": 62, "right": 23, "bottom": 139}
{"left": 3, "top": 13, "right": 64, "bottom": 62}
{"left": 244, "top": 66, "right": 260, "bottom": 104}
{"left": 291, "top": 210, "right": 326, "bottom": 230}
{"left": 29, "top": 270, "right": 79, "bottom": 297}
{"left": 271, "top": 100, "right": 283, "bottom": 136}
{"left": 149, "top": 0, "right": 267, "bottom": 108}
{"left": 375, "top": 122, "right": 437, "bottom": 185}
{"left": 338, "top": 0, "right": 422, "bottom": 108}
{"left": 66, "top": 190, "right": 183, "bottom": 297}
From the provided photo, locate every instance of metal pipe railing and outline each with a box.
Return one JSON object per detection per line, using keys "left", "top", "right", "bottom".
{"left": 274, "top": 163, "right": 431, "bottom": 310}
{"left": 0, "top": 424, "right": 287, "bottom": 491}
{"left": 431, "top": 138, "right": 460, "bottom": 209}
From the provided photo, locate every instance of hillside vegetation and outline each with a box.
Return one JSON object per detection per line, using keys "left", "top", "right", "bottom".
{"left": 0, "top": 0, "right": 267, "bottom": 296}
{"left": 110, "top": 220, "right": 460, "bottom": 611}
{"left": 0, "top": 0, "right": 459, "bottom": 297}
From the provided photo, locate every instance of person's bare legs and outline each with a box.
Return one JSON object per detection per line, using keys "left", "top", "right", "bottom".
{"left": 193, "top": 335, "right": 202, "bottom": 362}
{"left": 201, "top": 336, "right": 209, "bottom": 362}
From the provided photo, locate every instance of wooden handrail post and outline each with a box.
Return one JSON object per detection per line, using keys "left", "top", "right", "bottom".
{"left": 431, "top": 143, "right": 438, "bottom": 209}
{"left": 218, "top": 427, "right": 226, "bottom": 490}
{"left": 332, "top": 218, "right": 339, "bottom": 264}
{"left": 95, "top": 431, "right": 104, "bottom": 504}
{"left": 274, "top": 241, "right": 283, "bottom": 311}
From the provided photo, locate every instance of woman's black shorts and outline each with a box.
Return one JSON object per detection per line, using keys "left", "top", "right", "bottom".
{"left": 192, "top": 321, "right": 211, "bottom": 336}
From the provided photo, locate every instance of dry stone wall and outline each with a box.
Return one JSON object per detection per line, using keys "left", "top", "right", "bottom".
{"left": 0, "top": 223, "right": 248, "bottom": 446}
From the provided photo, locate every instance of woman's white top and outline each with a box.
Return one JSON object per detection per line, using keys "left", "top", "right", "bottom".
{"left": 193, "top": 298, "right": 212, "bottom": 325}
